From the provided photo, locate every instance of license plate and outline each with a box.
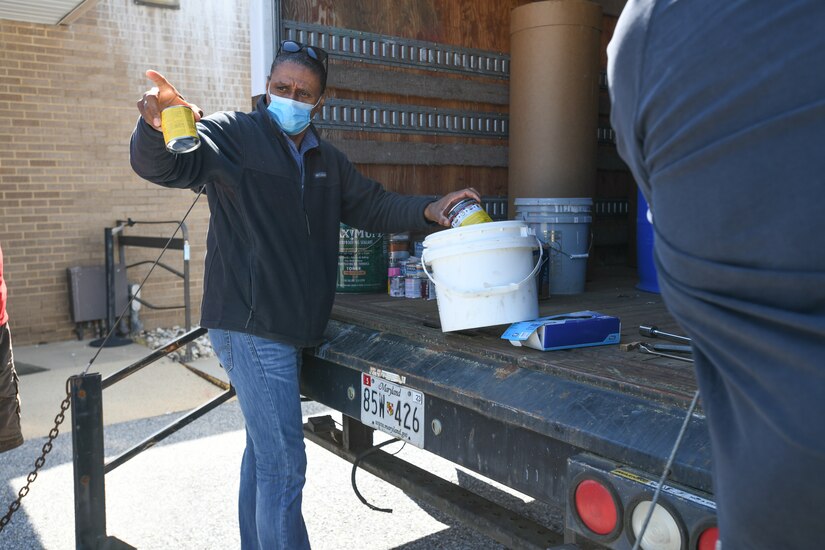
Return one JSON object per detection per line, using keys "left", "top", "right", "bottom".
{"left": 360, "top": 373, "right": 425, "bottom": 448}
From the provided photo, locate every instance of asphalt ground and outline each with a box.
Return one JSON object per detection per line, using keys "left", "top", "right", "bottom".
{"left": 1, "top": 338, "right": 558, "bottom": 549}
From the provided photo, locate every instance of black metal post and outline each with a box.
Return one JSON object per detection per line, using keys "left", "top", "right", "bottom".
{"left": 91, "top": 225, "right": 130, "bottom": 348}
{"left": 181, "top": 223, "right": 192, "bottom": 362}
{"left": 71, "top": 374, "right": 107, "bottom": 550}
{"left": 342, "top": 416, "right": 374, "bottom": 452}
{"left": 104, "top": 228, "right": 115, "bottom": 336}
{"left": 183, "top": 244, "right": 191, "bottom": 324}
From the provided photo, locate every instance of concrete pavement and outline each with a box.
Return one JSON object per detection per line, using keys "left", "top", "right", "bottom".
{"left": 13, "top": 338, "right": 225, "bottom": 439}
{"left": 0, "top": 337, "right": 546, "bottom": 549}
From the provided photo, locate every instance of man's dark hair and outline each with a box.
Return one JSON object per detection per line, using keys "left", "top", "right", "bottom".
{"left": 269, "top": 53, "right": 327, "bottom": 95}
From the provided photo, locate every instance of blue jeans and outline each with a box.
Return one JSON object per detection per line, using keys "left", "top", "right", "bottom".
{"left": 209, "top": 329, "right": 309, "bottom": 550}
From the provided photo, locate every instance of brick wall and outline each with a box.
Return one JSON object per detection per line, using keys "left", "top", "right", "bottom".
{"left": 0, "top": 0, "right": 250, "bottom": 345}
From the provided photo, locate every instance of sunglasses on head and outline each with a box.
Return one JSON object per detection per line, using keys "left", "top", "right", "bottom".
{"left": 277, "top": 40, "right": 328, "bottom": 72}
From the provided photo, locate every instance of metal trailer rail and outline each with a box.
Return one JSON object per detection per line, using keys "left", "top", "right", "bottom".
{"left": 71, "top": 328, "right": 235, "bottom": 549}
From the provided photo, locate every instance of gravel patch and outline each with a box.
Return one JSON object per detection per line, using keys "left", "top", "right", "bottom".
{"left": 134, "top": 326, "right": 214, "bottom": 362}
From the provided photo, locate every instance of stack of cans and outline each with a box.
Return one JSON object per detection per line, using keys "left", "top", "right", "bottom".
{"left": 388, "top": 262, "right": 405, "bottom": 297}
{"left": 388, "top": 232, "right": 409, "bottom": 297}
{"left": 387, "top": 233, "right": 435, "bottom": 300}
{"left": 404, "top": 257, "right": 425, "bottom": 299}
{"left": 403, "top": 257, "right": 435, "bottom": 300}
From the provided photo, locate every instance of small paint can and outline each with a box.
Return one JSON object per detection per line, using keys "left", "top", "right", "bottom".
{"left": 405, "top": 257, "right": 422, "bottom": 277}
{"left": 426, "top": 279, "right": 436, "bottom": 300}
{"left": 405, "top": 276, "right": 422, "bottom": 299}
{"left": 389, "top": 250, "right": 410, "bottom": 263}
{"left": 161, "top": 105, "right": 201, "bottom": 153}
{"left": 389, "top": 276, "right": 405, "bottom": 297}
{"left": 389, "top": 232, "right": 410, "bottom": 251}
{"left": 446, "top": 198, "right": 492, "bottom": 228}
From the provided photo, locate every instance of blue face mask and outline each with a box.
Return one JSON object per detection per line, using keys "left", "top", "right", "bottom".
{"left": 266, "top": 93, "right": 319, "bottom": 135}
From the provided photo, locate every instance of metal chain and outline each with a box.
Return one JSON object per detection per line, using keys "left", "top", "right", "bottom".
{"left": 0, "top": 379, "right": 72, "bottom": 534}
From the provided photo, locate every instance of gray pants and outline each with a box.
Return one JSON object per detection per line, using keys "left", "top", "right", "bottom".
{"left": 0, "top": 322, "right": 23, "bottom": 453}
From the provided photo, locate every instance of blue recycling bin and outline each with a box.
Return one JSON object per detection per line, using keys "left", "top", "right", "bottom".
{"left": 636, "top": 189, "right": 660, "bottom": 293}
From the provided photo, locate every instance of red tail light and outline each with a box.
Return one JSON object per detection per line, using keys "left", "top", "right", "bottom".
{"left": 697, "top": 526, "right": 719, "bottom": 550}
{"left": 574, "top": 478, "right": 619, "bottom": 536}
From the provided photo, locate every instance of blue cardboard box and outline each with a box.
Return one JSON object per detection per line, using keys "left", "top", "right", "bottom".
{"left": 501, "top": 311, "right": 621, "bottom": 351}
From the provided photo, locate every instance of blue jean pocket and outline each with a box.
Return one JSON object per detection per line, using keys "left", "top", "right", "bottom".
{"left": 208, "top": 329, "right": 234, "bottom": 373}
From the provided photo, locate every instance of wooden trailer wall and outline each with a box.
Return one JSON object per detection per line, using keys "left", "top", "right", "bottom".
{"left": 282, "top": 0, "right": 524, "bottom": 200}
{"left": 281, "top": 0, "right": 634, "bottom": 265}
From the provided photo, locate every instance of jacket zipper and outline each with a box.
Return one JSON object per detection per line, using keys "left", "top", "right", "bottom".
{"left": 302, "top": 151, "right": 311, "bottom": 236}
{"left": 303, "top": 152, "right": 314, "bottom": 338}
{"left": 245, "top": 251, "right": 255, "bottom": 329}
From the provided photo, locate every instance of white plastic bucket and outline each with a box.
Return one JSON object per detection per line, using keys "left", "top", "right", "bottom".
{"left": 421, "top": 221, "right": 541, "bottom": 332}
{"left": 515, "top": 198, "right": 592, "bottom": 295}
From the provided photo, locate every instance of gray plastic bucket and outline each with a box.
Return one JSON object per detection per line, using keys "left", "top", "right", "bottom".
{"left": 515, "top": 198, "right": 592, "bottom": 295}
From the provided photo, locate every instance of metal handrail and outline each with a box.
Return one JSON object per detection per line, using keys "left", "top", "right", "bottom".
{"left": 72, "top": 328, "right": 232, "bottom": 549}
{"left": 101, "top": 327, "right": 206, "bottom": 389}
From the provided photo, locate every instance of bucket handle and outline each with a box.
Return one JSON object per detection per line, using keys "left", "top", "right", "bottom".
{"left": 546, "top": 241, "right": 589, "bottom": 260}
{"left": 421, "top": 235, "right": 543, "bottom": 298}
{"left": 544, "top": 228, "right": 594, "bottom": 260}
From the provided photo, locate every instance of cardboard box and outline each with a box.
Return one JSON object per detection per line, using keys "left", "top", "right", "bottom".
{"left": 501, "top": 311, "right": 621, "bottom": 351}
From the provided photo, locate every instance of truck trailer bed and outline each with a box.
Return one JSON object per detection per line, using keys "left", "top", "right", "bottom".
{"left": 300, "top": 269, "right": 713, "bottom": 547}
{"left": 329, "top": 269, "right": 698, "bottom": 408}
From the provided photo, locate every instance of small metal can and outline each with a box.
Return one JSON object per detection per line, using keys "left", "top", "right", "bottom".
{"left": 405, "top": 276, "right": 422, "bottom": 299}
{"left": 426, "top": 279, "right": 436, "bottom": 300}
{"left": 389, "top": 276, "right": 406, "bottom": 297}
{"left": 161, "top": 105, "right": 201, "bottom": 153}
{"left": 446, "top": 198, "right": 492, "bottom": 228}
{"left": 389, "top": 250, "right": 410, "bottom": 263}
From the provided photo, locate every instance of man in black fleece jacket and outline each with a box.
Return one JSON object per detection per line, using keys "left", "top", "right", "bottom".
{"left": 130, "top": 42, "right": 476, "bottom": 549}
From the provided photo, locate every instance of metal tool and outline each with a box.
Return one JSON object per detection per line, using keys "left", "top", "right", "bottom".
{"left": 651, "top": 343, "right": 692, "bottom": 354}
{"left": 620, "top": 341, "right": 642, "bottom": 352}
{"left": 639, "top": 325, "right": 691, "bottom": 345}
{"left": 639, "top": 344, "right": 694, "bottom": 363}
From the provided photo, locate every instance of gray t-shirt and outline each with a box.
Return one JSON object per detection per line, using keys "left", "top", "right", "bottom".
{"left": 608, "top": 0, "right": 825, "bottom": 547}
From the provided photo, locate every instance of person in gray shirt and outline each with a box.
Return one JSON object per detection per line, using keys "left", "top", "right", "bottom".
{"left": 608, "top": 0, "right": 825, "bottom": 547}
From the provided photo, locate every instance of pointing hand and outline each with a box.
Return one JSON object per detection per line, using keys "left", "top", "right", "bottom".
{"left": 136, "top": 70, "right": 203, "bottom": 131}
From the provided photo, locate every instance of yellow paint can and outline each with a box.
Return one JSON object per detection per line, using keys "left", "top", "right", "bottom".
{"left": 161, "top": 105, "right": 201, "bottom": 153}
{"left": 446, "top": 198, "right": 492, "bottom": 228}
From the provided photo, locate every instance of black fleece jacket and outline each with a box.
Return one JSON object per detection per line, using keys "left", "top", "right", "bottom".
{"left": 130, "top": 97, "right": 433, "bottom": 347}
